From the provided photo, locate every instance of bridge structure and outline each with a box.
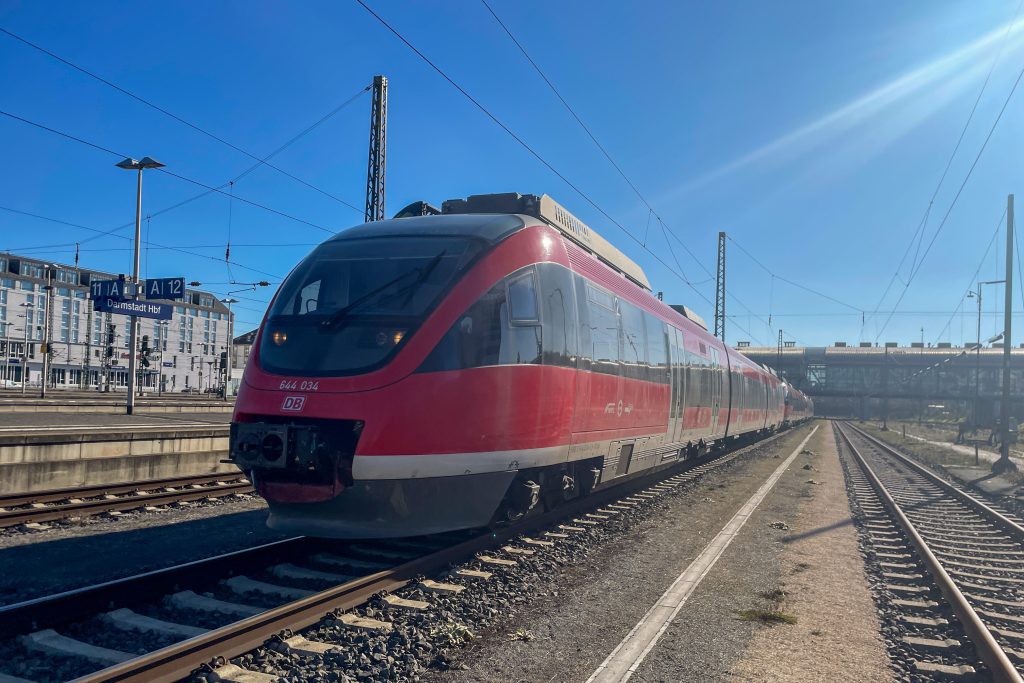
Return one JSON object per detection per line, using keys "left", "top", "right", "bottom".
{"left": 739, "top": 343, "right": 1024, "bottom": 424}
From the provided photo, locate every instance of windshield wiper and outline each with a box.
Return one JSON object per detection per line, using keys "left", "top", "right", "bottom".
{"left": 320, "top": 251, "right": 446, "bottom": 329}
{"left": 383, "top": 251, "right": 446, "bottom": 309}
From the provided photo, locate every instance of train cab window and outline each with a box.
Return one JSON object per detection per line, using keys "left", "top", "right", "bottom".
{"left": 259, "top": 235, "right": 481, "bottom": 376}
{"left": 507, "top": 270, "right": 539, "bottom": 323}
{"left": 296, "top": 281, "right": 320, "bottom": 314}
{"left": 539, "top": 264, "right": 577, "bottom": 367}
{"left": 420, "top": 265, "right": 544, "bottom": 372}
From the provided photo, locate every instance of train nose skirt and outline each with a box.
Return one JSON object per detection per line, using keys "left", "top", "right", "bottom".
{"left": 265, "top": 470, "right": 517, "bottom": 539}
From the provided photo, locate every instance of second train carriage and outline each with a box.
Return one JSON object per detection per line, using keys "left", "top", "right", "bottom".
{"left": 230, "top": 193, "right": 795, "bottom": 537}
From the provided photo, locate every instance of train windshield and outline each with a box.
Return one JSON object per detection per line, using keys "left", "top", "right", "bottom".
{"left": 259, "top": 236, "right": 481, "bottom": 376}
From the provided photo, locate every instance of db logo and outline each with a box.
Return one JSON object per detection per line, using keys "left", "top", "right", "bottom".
{"left": 282, "top": 395, "right": 306, "bottom": 412}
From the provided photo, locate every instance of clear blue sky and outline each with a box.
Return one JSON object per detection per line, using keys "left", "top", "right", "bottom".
{"left": 1, "top": 0, "right": 1023, "bottom": 346}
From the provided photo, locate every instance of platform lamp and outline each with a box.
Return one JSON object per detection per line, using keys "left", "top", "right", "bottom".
{"left": 967, "top": 279, "right": 1005, "bottom": 429}
{"left": 17, "top": 302, "right": 29, "bottom": 395}
{"left": 116, "top": 156, "right": 165, "bottom": 415}
{"left": 221, "top": 298, "right": 238, "bottom": 401}
{"left": 189, "top": 280, "right": 270, "bottom": 402}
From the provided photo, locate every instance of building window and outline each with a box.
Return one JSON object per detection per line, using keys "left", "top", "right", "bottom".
{"left": 21, "top": 263, "right": 43, "bottom": 279}
{"left": 1, "top": 278, "right": 12, "bottom": 288}
{"left": 57, "top": 287, "right": 70, "bottom": 297}
{"left": 18, "top": 281, "right": 34, "bottom": 291}
{"left": 56, "top": 269, "right": 78, "bottom": 285}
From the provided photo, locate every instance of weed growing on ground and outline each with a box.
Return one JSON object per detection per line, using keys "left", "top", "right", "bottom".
{"left": 431, "top": 623, "right": 475, "bottom": 646}
{"left": 738, "top": 607, "right": 798, "bottom": 626}
{"left": 758, "top": 588, "right": 788, "bottom": 602}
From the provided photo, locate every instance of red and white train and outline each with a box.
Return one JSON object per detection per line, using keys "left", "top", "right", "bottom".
{"left": 230, "top": 193, "right": 813, "bottom": 538}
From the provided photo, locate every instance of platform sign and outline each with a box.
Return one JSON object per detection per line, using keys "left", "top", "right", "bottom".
{"left": 94, "top": 297, "right": 173, "bottom": 321}
{"left": 144, "top": 277, "right": 185, "bottom": 301}
{"left": 90, "top": 279, "right": 128, "bottom": 300}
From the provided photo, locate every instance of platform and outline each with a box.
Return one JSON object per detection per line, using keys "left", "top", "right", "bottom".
{"left": 0, "top": 413, "right": 231, "bottom": 494}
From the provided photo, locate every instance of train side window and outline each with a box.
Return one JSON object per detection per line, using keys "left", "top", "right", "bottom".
{"left": 507, "top": 270, "right": 539, "bottom": 324}
{"left": 585, "top": 285, "right": 620, "bottom": 376}
{"left": 574, "top": 274, "right": 592, "bottom": 372}
{"left": 644, "top": 313, "right": 668, "bottom": 384}
{"left": 619, "top": 301, "right": 646, "bottom": 380}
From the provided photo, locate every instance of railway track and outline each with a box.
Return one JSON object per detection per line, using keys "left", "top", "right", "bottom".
{"left": 835, "top": 421, "right": 1024, "bottom": 683}
{"left": 0, "top": 473, "right": 253, "bottom": 529}
{"left": 0, "top": 427, "right": 798, "bottom": 683}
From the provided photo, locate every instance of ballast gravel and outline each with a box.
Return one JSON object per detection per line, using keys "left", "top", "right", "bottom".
{"left": 0, "top": 495, "right": 287, "bottom": 606}
{"left": 181, "top": 427, "right": 836, "bottom": 683}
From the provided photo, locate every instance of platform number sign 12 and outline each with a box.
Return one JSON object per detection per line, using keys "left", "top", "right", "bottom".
{"left": 145, "top": 277, "right": 185, "bottom": 301}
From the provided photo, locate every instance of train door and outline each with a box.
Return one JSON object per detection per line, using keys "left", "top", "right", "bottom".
{"left": 667, "top": 327, "right": 685, "bottom": 444}
{"left": 720, "top": 348, "right": 733, "bottom": 438}
{"left": 709, "top": 348, "right": 722, "bottom": 436}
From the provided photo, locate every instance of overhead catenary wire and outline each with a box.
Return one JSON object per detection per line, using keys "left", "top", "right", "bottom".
{"left": 0, "top": 206, "right": 282, "bottom": 280}
{"left": 868, "top": 3, "right": 1024, "bottom": 337}
{"left": 475, "top": 0, "right": 816, "bottom": 344}
{"left": 0, "top": 109, "right": 340, "bottom": 236}
{"left": 726, "top": 235, "right": 863, "bottom": 312}
{"left": 0, "top": 27, "right": 367, "bottom": 213}
{"left": 929, "top": 212, "right": 1003, "bottom": 344}
{"left": 353, "top": 0, "right": 772, "bottom": 346}
{"left": 873, "top": 58, "right": 1024, "bottom": 342}
{"left": 77, "top": 85, "right": 369, "bottom": 251}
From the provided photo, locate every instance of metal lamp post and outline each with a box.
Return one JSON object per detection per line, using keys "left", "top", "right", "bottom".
{"left": 222, "top": 298, "right": 237, "bottom": 401}
{"left": 189, "top": 282, "right": 268, "bottom": 401}
{"left": 995, "top": 194, "right": 1017, "bottom": 474}
{"left": 967, "top": 279, "right": 1006, "bottom": 429}
{"left": 158, "top": 320, "right": 168, "bottom": 396}
{"left": 17, "top": 302, "right": 30, "bottom": 395}
{"left": 116, "top": 156, "right": 164, "bottom": 415}
{"left": 39, "top": 264, "right": 54, "bottom": 399}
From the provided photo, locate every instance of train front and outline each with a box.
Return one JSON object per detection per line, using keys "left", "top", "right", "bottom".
{"left": 228, "top": 212, "right": 567, "bottom": 538}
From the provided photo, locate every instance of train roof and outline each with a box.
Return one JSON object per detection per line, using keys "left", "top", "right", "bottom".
{"left": 442, "top": 193, "right": 651, "bottom": 291}
{"left": 332, "top": 193, "right": 652, "bottom": 291}
{"left": 328, "top": 213, "right": 528, "bottom": 245}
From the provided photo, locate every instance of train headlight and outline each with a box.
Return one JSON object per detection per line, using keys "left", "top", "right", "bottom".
{"left": 271, "top": 330, "right": 288, "bottom": 346}
{"left": 375, "top": 330, "right": 407, "bottom": 347}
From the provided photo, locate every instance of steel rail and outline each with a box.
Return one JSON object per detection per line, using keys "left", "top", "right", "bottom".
{"left": 0, "top": 472, "right": 249, "bottom": 507}
{"left": 0, "top": 480, "right": 252, "bottom": 528}
{"left": 845, "top": 422, "right": 1024, "bottom": 538}
{"left": 71, "top": 427, "right": 800, "bottom": 683}
{"left": 836, "top": 422, "right": 1023, "bottom": 683}
{"left": 0, "top": 537, "right": 312, "bottom": 639}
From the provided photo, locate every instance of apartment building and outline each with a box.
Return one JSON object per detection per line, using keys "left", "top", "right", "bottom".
{"left": 0, "top": 252, "right": 233, "bottom": 393}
